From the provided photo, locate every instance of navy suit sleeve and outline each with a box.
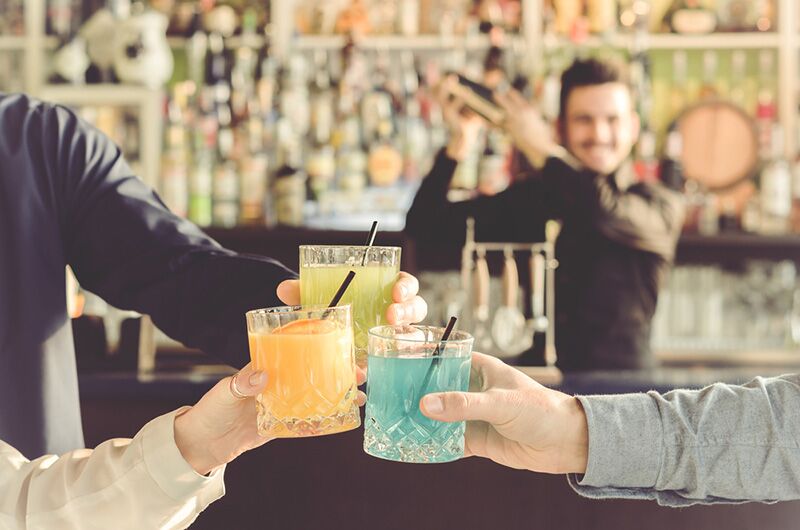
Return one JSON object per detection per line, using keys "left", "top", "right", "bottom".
{"left": 405, "top": 149, "right": 549, "bottom": 244}
{"left": 41, "top": 103, "right": 294, "bottom": 367}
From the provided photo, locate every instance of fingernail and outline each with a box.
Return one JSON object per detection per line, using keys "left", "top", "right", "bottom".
{"left": 394, "top": 305, "right": 405, "bottom": 322}
{"left": 249, "top": 371, "right": 266, "bottom": 387}
{"left": 399, "top": 283, "right": 409, "bottom": 299}
{"left": 423, "top": 395, "right": 443, "bottom": 414}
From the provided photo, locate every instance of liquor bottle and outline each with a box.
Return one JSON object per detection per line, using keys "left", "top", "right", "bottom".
{"left": 728, "top": 50, "right": 747, "bottom": 111}
{"left": 670, "top": 51, "right": 688, "bottom": 121}
{"left": 553, "top": 0, "right": 583, "bottom": 36}
{"left": 239, "top": 149, "right": 269, "bottom": 225}
{"left": 309, "top": 51, "right": 334, "bottom": 148}
{"left": 360, "top": 52, "right": 395, "bottom": 149}
{"left": 189, "top": 148, "right": 214, "bottom": 227}
{"left": 478, "top": 130, "right": 510, "bottom": 195}
{"left": 792, "top": 119, "right": 800, "bottom": 234}
{"left": 540, "top": 55, "right": 562, "bottom": 124}
{"left": 306, "top": 51, "right": 336, "bottom": 198}
{"left": 756, "top": 50, "right": 777, "bottom": 161}
{"left": 0, "top": 0, "right": 24, "bottom": 35}
{"left": 398, "top": 0, "right": 420, "bottom": 35}
{"left": 587, "top": 0, "right": 618, "bottom": 34}
{"left": 336, "top": 115, "right": 368, "bottom": 196}
{"left": 698, "top": 50, "right": 719, "bottom": 100}
{"left": 48, "top": 0, "right": 78, "bottom": 39}
{"left": 279, "top": 55, "right": 311, "bottom": 140}
{"left": 660, "top": 128, "right": 684, "bottom": 192}
{"left": 759, "top": 123, "right": 791, "bottom": 235}
{"left": 633, "top": 128, "right": 659, "bottom": 183}
{"left": 401, "top": 98, "right": 428, "bottom": 183}
{"left": 367, "top": 120, "right": 403, "bottom": 187}
{"left": 213, "top": 158, "right": 240, "bottom": 227}
{"left": 160, "top": 89, "right": 190, "bottom": 218}
{"left": 230, "top": 11, "right": 259, "bottom": 123}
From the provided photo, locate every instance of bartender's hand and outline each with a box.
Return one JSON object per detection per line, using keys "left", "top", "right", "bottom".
{"left": 439, "top": 75, "right": 484, "bottom": 162}
{"left": 493, "top": 90, "right": 562, "bottom": 162}
{"left": 419, "top": 352, "right": 589, "bottom": 474}
{"left": 174, "top": 364, "right": 368, "bottom": 475}
{"left": 276, "top": 271, "right": 428, "bottom": 325}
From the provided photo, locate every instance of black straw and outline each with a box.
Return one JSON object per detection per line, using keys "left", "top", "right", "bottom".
{"left": 322, "top": 270, "right": 356, "bottom": 318}
{"left": 328, "top": 270, "right": 356, "bottom": 308}
{"left": 420, "top": 316, "right": 458, "bottom": 393}
{"left": 361, "top": 221, "right": 378, "bottom": 266}
{"left": 432, "top": 316, "right": 458, "bottom": 357}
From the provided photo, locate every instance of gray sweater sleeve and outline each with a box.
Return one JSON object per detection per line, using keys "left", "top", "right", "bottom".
{"left": 567, "top": 374, "right": 800, "bottom": 507}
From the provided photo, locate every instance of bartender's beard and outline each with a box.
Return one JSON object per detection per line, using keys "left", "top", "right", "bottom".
{"left": 567, "top": 141, "right": 630, "bottom": 176}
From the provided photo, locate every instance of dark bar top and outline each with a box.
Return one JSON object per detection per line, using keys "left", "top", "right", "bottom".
{"left": 78, "top": 364, "right": 800, "bottom": 402}
{"left": 77, "top": 362, "right": 800, "bottom": 530}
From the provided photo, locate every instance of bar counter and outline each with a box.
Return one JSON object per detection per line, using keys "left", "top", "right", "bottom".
{"left": 78, "top": 364, "right": 800, "bottom": 530}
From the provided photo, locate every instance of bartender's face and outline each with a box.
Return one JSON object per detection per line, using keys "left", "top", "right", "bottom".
{"left": 559, "top": 82, "right": 639, "bottom": 175}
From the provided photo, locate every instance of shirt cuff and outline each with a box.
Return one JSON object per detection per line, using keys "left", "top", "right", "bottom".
{"left": 140, "top": 407, "right": 226, "bottom": 508}
{"left": 436, "top": 148, "right": 459, "bottom": 172}
{"left": 574, "top": 393, "right": 663, "bottom": 489}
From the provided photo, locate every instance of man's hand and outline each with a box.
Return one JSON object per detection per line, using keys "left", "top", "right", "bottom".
{"left": 276, "top": 271, "right": 428, "bottom": 325}
{"left": 419, "top": 352, "right": 589, "bottom": 474}
{"left": 438, "top": 75, "right": 484, "bottom": 162}
{"left": 493, "top": 90, "right": 561, "bottom": 163}
{"left": 174, "top": 364, "right": 367, "bottom": 475}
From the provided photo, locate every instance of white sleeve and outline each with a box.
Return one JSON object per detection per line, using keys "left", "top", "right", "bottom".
{"left": 0, "top": 408, "right": 226, "bottom": 529}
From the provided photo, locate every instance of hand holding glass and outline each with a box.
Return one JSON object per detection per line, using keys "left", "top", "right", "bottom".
{"left": 364, "top": 325, "right": 473, "bottom": 463}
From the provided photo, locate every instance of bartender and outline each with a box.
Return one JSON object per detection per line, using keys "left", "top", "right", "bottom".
{"left": 0, "top": 93, "right": 426, "bottom": 457}
{"left": 406, "top": 58, "right": 685, "bottom": 371}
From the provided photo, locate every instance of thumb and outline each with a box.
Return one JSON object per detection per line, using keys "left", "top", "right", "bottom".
{"left": 420, "top": 390, "right": 516, "bottom": 424}
{"left": 276, "top": 279, "right": 300, "bottom": 305}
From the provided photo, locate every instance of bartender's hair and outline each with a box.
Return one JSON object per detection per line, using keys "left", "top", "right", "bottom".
{"left": 558, "top": 57, "right": 630, "bottom": 119}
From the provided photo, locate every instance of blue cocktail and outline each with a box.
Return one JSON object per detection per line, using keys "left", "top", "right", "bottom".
{"left": 364, "top": 326, "right": 473, "bottom": 464}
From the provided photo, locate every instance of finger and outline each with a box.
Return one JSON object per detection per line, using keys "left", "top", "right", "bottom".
{"left": 355, "top": 391, "right": 366, "bottom": 407}
{"left": 218, "top": 366, "right": 267, "bottom": 406}
{"left": 438, "top": 75, "right": 459, "bottom": 99}
{"left": 507, "top": 89, "right": 530, "bottom": 107}
{"left": 276, "top": 279, "right": 300, "bottom": 305}
{"left": 356, "top": 366, "right": 367, "bottom": 386}
{"left": 470, "top": 351, "right": 535, "bottom": 390}
{"left": 386, "top": 295, "right": 427, "bottom": 325}
{"left": 392, "top": 272, "right": 419, "bottom": 302}
{"left": 493, "top": 90, "right": 513, "bottom": 112}
{"left": 419, "top": 389, "right": 519, "bottom": 425}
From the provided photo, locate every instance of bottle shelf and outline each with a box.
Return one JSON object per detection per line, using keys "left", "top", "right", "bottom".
{"left": 40, "top": 84, "right": 162, "bottom": 107}
{"left": 0, "top": 36, "right": 25, "bottom": 50}
{"left": 0, "top": 35, "right": 57, "bottom": 51}
{"left": 293, "top": 33, "right": 515, "bottom": 51}
{"left": 167, "top": 34, "right": 266, "bottom": 50}
{"left": 544, "top": 32, "right": 780, "bottom": 51}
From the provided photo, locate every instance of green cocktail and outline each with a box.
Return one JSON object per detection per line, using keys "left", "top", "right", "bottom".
{"left": 299, "top": 245, "right": 401, "bottom": 362}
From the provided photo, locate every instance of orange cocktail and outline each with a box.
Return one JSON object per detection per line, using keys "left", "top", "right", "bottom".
{"left": 246, "top": 305, "right": 360, "bottom": 438}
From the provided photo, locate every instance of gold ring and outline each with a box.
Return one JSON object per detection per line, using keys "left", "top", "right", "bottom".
{"left": 229, "top": 374, "right": 247, "bottom": 400}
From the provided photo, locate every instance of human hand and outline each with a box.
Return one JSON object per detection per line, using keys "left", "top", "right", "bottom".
{"left": 276, "top": 271, "right": 427, "bottom": 325}
{"left": 174, "top": 364, "right": 367, "bottom": 475}
{"left": 438, "top": 75, "right": 484, "bottom": 161}
{"left": 419, "top": 352, "right": 588, "bottom": 474}
{"left": 493, "top": 90, "right": 560, "bottom": 162}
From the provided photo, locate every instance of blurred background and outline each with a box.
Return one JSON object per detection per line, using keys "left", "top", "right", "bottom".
{"left": 7, "top": 2, "right": 800, "bottom": 528}
{"left": 3, "top": 0, "right": 800, "bottom": 369}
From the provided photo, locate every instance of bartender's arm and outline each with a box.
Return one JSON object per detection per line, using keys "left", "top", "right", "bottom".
{"left": 41, "top": 102, "right": 423, "bottom": 367}
{"left": 420, "top": 353, "right": 800, "bottom": 506}
{"left": 405, "top": 92, "right": 550, "bottom": 244}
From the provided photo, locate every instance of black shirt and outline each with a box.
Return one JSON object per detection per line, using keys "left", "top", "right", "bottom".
{"left": 0, "top": 94, "right": 295, "bottom": 457}
{"left": 405, "top": 150, "right": 685, "bottom": 372}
